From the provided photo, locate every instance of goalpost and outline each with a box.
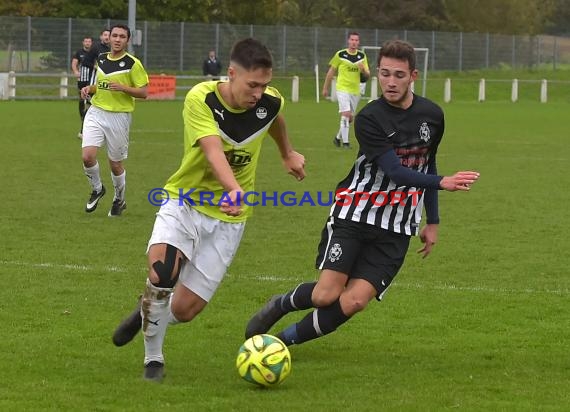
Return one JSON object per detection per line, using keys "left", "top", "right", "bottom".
{"left": 361, "top": 46, "right": 429, "bottom": 98}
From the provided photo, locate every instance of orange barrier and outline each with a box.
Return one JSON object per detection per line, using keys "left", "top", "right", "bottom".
{"left": 147, "top": 75, "right": 176, "bottom": 100}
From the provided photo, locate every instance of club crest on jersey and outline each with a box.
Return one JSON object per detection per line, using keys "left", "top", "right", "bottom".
{"left": 119, "top": 61, "right": 125, "bottom": 67}
{"left": 328, "top": 243, "right": 342, "bottom": 263}
{"left": 419, "top": 122, "right": 431, "bottom": 142}
{"left": 256, "top": 107, "right": 267, "bottom": 119}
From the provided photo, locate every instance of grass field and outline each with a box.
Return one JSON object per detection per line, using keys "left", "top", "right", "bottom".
{"left": 0, "top": 98, "right": 568, "bottom": 411}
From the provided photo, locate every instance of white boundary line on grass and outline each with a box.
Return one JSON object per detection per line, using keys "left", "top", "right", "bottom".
{"left": 2, "top": 260, "right": 568, "bottom": 296}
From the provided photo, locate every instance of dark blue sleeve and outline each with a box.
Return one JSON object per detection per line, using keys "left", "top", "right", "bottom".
{"left": 375, "top": 149, "right": 442, "bottom": 189}
{"left": 424, "top": 159, "right": 440, "bottom": 224}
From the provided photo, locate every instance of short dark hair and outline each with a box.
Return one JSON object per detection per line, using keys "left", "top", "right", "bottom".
{"left": 110, "top": 24, "right": 131, "bottom": 40}
{"left": 347, "top": 31, "right": 360, "bottom": 38}
{"left": 229, "top": 38, "right": 272, "bottom": 70}
{"left": 377, "top": 40, "right": 416, "bottom": 71}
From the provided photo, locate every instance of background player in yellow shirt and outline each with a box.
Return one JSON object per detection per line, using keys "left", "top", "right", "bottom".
{"left": 112, "top": 38, "right": 306, "bottom": 382}
{"left": 322, "top": 31, "right": 369, "bottom": 149}
{"left": 80, "top": 24, "right": 148, "bottom": 217}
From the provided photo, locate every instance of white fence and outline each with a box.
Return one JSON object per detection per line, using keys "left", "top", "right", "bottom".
{"left": 0, "top": 71, "right": 565, "bottom": 103}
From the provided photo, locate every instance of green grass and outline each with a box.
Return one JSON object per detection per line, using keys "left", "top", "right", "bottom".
{"left": 0, "top": 99, "right": 568, "bottom": 411}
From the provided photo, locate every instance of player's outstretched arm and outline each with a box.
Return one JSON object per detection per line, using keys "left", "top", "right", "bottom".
{"left": 439, "top": 171, "right": 480, "bottom": 192}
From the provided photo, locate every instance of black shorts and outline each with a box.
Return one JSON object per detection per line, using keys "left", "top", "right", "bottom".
{"left": 315, "top": 216, "right": 410, "bottom": 299}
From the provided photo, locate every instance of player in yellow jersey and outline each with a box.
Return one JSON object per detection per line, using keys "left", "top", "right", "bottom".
{"left": 322, "top": 32, "right": 369, "bottom": 149}
{"left": 112, "top": 38, "right": 306, "bottom": 382}
{"left": 80, "top": 24, "right": 148, "bottom": 217}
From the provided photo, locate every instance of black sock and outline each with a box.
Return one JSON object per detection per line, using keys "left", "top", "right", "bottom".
{"left": 279, "top": 299, "right": 350, "bottom": 345}
{"left": 280, "top": 282, "right": 317, "bottom": 312}
{"left": 79, "top": 100, "right": 86, "bottom": 120}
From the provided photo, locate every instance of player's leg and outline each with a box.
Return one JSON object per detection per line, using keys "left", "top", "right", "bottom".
{"left": 336, "top": 92, "right": 353, "bottom": 147}
{"left": 141, "top": 242, "right": 185, "bottom": 381}
{"left": 278, "top": 226, "right": 411, "bottom": 346}
{"left": 105, "top": 112, "right": 131, "bottom": 217}
{"left": 245, "top": 216, "right": 355, "bottom": 338}
{"left": 113, "top": 201, "right": 192, "bottom": 380}
{"left": 77, "top": 80, "right": 89, "bottom": 138}
{"left": 143, "top": 205, "right": 245, "bottom": 381}
{"left": 245, "top": 281, "right": 318, "bottom": 339}
{"left": 275, "top": 269, "right": 354, "bottom": 345}
{"left": 81, "top": 107, "right": 106, "bottom": 212}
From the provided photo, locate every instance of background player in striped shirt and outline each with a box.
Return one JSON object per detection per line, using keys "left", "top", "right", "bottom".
{"left": 80, "top": 24, "right": 148, "bottom": 217}
{"left": 111, "top": 38, "right": 305, "bottom": 382}
{"left": 245, "top": 39, "right": 480, "bottom": 348}
{"left": 323, "top": 31, "right": 370, "bottom": 149}
{"left": 71, "top": 36, "right": 93, "bottom": 138}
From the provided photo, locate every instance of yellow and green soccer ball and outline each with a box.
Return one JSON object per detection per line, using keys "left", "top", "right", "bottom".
{"left": 236, "top": 334, "right": 291, "bottom": 387}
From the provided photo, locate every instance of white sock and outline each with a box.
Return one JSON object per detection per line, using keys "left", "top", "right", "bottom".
{"left": 111, "top": 170, "right": 126, "bottom": 202}
{"left": 83, "top": 162, "right": 102, "bottom": 192}
{"left": 340, "top": 116, "right": 350, "bottom": 144}
{"left": 142, "top": 279, "right": 175, "bottom": 365}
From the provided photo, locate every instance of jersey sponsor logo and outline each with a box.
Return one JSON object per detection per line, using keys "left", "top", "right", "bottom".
{"left": 256, "top": 107, "right": 268, "bottom": 119}
{"left": 328, "top": 243, "right": 343, "bottom": 262}
{"left": 97, "top": 79, "right": 110, "bottom": 90}
{"left": 419, "top": 122, "right": 431, "bottom": 142}
{"left": 225, "top": 149, "right": 252, "bottom": 168}
{"left": 214, "top": 108, "right": 225, "bottom": 120}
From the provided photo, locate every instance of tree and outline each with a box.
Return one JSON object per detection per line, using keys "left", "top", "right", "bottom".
{"left": 444, "top": 0, "right": 556, "bottom": 35}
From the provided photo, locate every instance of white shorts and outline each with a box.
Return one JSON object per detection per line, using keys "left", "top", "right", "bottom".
{"left": 147, "top": 201, "right": 245, "bottom": 302}
{"left": 336, "top": 91, "right": 361, "bottom": 114}
{"left": 82, "top": 105, "right": 132, "bottom": 161}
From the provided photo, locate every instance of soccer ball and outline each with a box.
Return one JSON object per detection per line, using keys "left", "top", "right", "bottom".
{"left": 236, "top": 334, "right": 291, "bottom": 387}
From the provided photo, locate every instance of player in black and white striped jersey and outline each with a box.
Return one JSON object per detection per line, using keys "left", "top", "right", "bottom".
{"left": 87, "top": 29, "right": 111, "bottom": 85}
{"left": 71, "top": 36, "right": 94, "bottom": 138}
{"left": 245, "top": 40, "right": 480, "bottom": 348}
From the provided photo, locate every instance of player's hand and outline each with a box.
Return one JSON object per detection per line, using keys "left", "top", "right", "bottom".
{"left": 219, "top": 189, "right": 243, "bottom": 217}
{"left": 80, "top": 86, "right": 91, "bottom": 99}
{"left": 417, "top": 224, "right": 438, "bottom": 258}
{"left": 283, "top": 151, "right": 306, "bottom": 181}
{"left": 439, "top": 171, "right": 480, "bottom": 191}
{"left": 108, "top": 82, "right": 124, "bottom": 92}
{"left": 322, "top": 88, "right": 329, "bottom": 98}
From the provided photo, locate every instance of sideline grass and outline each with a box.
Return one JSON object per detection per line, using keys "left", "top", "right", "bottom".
{"left": 0, "top": 99, "right": 568, "bottom": 411}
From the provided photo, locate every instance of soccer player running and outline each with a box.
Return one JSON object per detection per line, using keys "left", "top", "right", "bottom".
{"left": 323, "top": 31, "right": 370, "bottom": 149}
{"left": 80, "top": 24, "right": 148, "bottom": 217}
{"left": 111, "top": 38, "right": 306, "bottom": 382}
{"left": 245, "top": 40, "right": 480, "bottom": 348}
{"left": 71, "top": 36, "right": 93, "bottom": 139}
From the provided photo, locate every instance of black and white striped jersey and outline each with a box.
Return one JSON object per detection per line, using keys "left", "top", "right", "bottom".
{"left": 72, "top": 48, "right": 94, "bottom": 82}
{"left": 330, "top": 94, "right": 444, "bottom": 236}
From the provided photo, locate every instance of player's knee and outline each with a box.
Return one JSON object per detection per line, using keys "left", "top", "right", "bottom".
{"left": 82, "top": 153, "right": 96, "bottom": 167}
{"left": 149, "top": 244, "right": 182, "bottom": 289}
{"left": 312, "top": 290, "right": 339, "bottom": 308}
{"left": 170, "top": 298, "right": 205, "bottom": 322}
{"left": 339, "top": 295, "right": 369, "bottom": 316}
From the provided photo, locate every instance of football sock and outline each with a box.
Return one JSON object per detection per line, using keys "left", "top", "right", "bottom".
{"left": 280, "top": 282, "right": 317, "bottom": 312}
{"left": 142, "top": 279, "right": 176, "bottom": 365}
{"left": 83, "top": 162, "right": 102, "bottom": 193}
{"left": 79, "top": 99, "right": 86, "bottom": 120}
{"left": 340, "top": 116, "right": 350, "bottom": 144}
{"left": 277, "top": 299, "right": 350, "bottom": 345}
{"left": 111, "top": 170, "right": 126, "bottom": 201}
